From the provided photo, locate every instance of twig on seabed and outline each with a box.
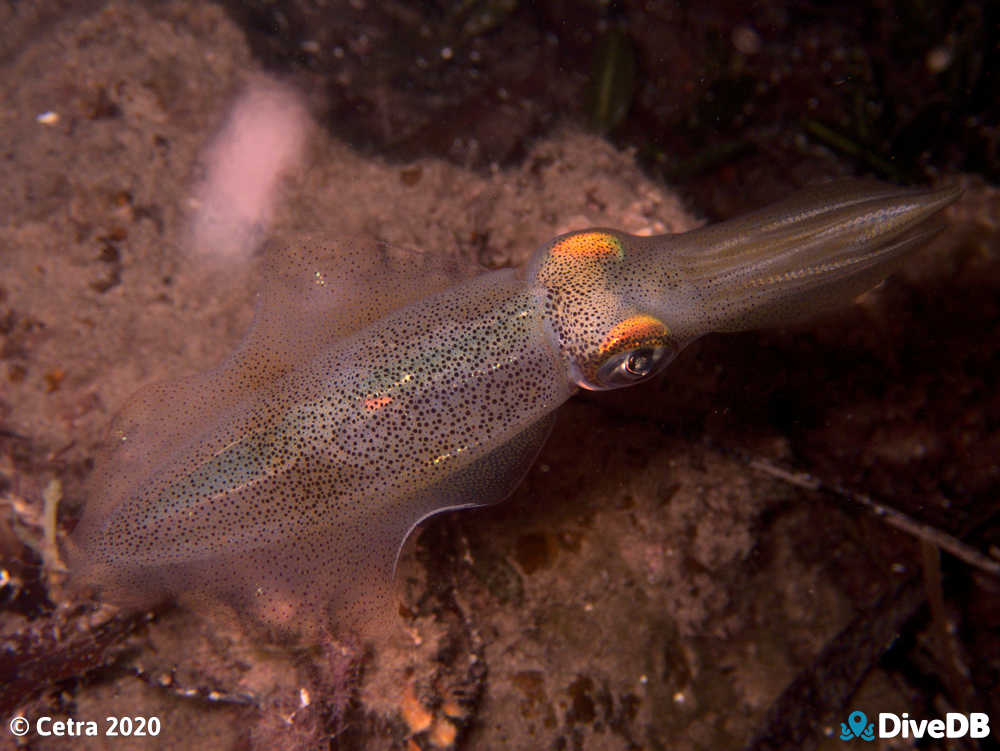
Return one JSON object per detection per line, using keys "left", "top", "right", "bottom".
{"left": 747, "top": 457, "right": 1000, "bottom": 577}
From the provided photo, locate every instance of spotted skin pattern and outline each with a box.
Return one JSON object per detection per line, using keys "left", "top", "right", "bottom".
{"left": 70, "top": 180, "right": 958, "bottom": 639}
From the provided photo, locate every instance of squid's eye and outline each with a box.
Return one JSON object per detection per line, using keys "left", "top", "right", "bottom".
{"left": 594, "top": 346, "right": 675, "bottom": 388}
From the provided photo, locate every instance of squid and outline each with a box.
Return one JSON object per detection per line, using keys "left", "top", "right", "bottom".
{"left": 70, "top": 179, "right": 959, "bottom": 639}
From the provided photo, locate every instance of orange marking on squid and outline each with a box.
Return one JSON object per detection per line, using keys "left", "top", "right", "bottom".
{"left": 363, "top": 395, "right": 393, "bottom": 412}
{"left": 549, "top": 232, "right": 624, "bottom": 260}
{"left": 599, "top": 314, "right": 670, "bottom": 355}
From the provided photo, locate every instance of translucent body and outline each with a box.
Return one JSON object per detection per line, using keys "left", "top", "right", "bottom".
{"left": 70, "top": 180, "right": 958, "bottom": 638}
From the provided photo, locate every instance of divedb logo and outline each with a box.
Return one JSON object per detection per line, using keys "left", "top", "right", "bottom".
{"left": 838, "top": 709, "right": 991, "bottom": 741}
